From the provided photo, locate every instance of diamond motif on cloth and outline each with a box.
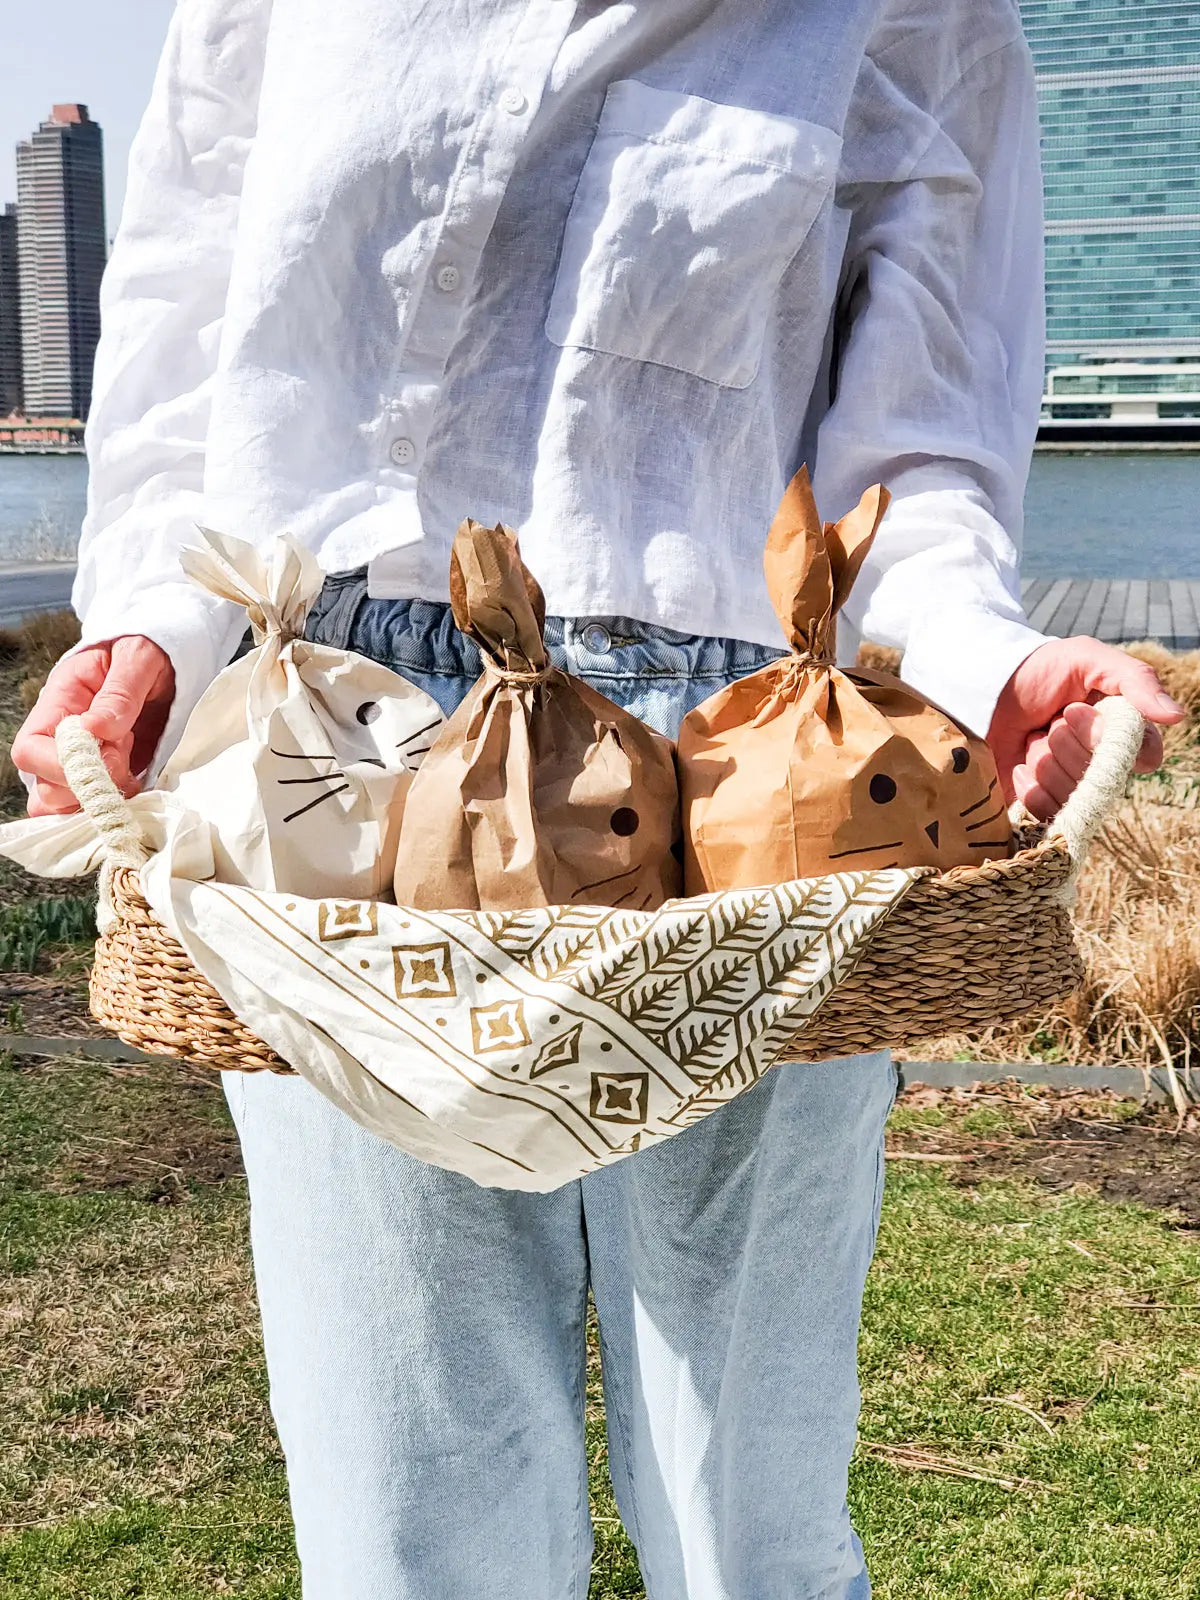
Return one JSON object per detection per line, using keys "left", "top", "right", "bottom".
{"left": 317, "top": 901, "right": 379, "bottom": 940}
{"left": 470, "top": 998, "right": 530, "bottom": 1054}
{"left": 589, "top": 1072, "right": 650, "bottom": 1125}
{"left": 393, "top": 942, "right": 456, "bottom": 998}
{"left": 530, "top": 1023, "right": 584, "bottom": 1079}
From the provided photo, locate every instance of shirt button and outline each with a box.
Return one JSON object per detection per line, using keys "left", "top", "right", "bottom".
{"left": 435, "top": 263, "right": 461, "bottom": 293}
{"left": 389, "top": 437, "right": 416, "bottom": 468}
{"left": 499, "top": 87, "right": 528, "bottom": 116}
{"left": 582, "top": 623, "right": 611, "bottom": 654}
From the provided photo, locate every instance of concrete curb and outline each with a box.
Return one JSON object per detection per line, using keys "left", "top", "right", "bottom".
{"left": 1, "top": 1033, "right": 161, "bottom": 1064}
{"left": 2, "top": 1034, "right": 1197, "bottom": 1103}
{"left": 896, "top": 1059, "right": 1199, "bottom": 1104}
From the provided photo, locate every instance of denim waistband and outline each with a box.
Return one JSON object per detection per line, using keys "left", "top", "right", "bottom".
{"left": 306, "top": 568, "right": 784, "bottom": 683}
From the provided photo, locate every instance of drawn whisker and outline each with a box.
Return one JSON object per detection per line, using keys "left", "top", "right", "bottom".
{"left": 398, "top": 718, "right": 443, "bottom": 747}
{"left": 283, "top": 784, "right": 352, "bottom": 824}
{"left": 268, "top": 745, "right": 340, "bottom": 764}
{"left": 966, "top": 807, "right": 1007, "bottom": 832}
{"left": 960, "top": 778, "right": 998, "bottom": 817}
{"left": 967, "top": 838, "right": 1010, "bottom": 849}
{"left": 571, "top": 867, "right": 642, "bottom": 901}
{"left": 277, "top": 774, "right": 349, "bottom": 786}
{"left": 828, "top": 841, "right": 903, "bottom": 859}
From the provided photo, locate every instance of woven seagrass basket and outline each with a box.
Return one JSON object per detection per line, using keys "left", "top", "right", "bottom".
{"left": 56, "top": 698, "right": 1147, "bottom": 1075}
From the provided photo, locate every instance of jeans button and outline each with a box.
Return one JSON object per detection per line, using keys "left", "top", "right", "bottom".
{"left": 582, "top": 623, "right": 611, "bottom": 654}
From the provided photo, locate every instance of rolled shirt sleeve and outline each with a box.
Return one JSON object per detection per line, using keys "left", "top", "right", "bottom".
{"left": 72, "top": 0, "right": 272, "bottom": 761}
{"left": 814, "top": 29, "right": 1050, "bottom": 737}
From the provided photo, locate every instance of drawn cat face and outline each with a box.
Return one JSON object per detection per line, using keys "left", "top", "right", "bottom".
{"left": 825, "top": 683, "right": 1011, "bottom": 873}
{"left": 269, "top": 703, "right": 441, "bottom": 824}
{"left": 535, "top": 722, "right": 681, "bottom": 910}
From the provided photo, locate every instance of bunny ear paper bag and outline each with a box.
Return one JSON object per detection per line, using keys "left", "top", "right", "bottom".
{"left": 678, "top": 469, "right": 1013, "bottom": 892}
{"left": 159, "top": 529, "right": 444, "bottom": 898}
{"left": 394, "top": 519, "right": 681, "bottom": 911}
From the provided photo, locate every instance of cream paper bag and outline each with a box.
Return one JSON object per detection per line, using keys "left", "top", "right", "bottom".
{"left": 159, "top": 530, "right": 445, "bottom": 899}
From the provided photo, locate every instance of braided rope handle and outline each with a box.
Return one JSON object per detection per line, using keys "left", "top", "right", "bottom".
{"left": 54, "top": 716, "right": 148, "bottom": 932}
{"left": 1046, "top": 695, "right": 1146, "bottom": 892}
{"left": 54, "top": 716, "right": 147, "bottom": 866}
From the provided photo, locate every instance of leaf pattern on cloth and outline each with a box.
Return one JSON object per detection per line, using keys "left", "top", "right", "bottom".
{"left": 144, "top": 860, "right": 923, "bottom": 1191}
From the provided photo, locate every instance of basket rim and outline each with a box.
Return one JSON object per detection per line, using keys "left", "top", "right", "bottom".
{"left": 104, "top": 832, "right": 1066, "bottom": 917}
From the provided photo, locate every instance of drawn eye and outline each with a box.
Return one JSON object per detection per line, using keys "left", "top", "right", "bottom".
{"left": 952, "top": 746, "right": 970, "bottom": 774}
{"left": 610, "top": 807, "right": 640, "bottom": 837}
{"left": 869, "top": 773, "right": 897, "bottom": 805}
{"left": 356, "top": 700, "right": 381, "bottom": 726}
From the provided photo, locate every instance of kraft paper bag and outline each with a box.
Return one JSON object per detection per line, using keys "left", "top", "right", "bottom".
{"left": 158, "top": 529, "right": 444, "bottom": 899}
{"left": 394, "top": 519, "right": 680, "bottom": 911}
{"left": 678, "top": 468, "right": 1013, "bottom": 891}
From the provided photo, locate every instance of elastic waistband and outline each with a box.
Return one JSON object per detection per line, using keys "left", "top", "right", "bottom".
{"left": 307, "top": 568, "right": 784, "bottom": 683}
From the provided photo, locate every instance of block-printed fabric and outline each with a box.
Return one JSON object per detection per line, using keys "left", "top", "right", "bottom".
{"left": 145, "top": 864, "right": 921, "bottom": 1190}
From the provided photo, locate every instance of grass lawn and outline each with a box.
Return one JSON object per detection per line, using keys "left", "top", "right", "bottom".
{"left": 0, "top": 1057, "right": 1197, "bottom": 1598}
{"left": 1, "top": 622, "right": 1198, "bottom": 1592}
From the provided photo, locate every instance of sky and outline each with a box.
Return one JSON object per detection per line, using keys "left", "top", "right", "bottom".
{"left": 1, "top": 0, "right": 175, "bottom": 232}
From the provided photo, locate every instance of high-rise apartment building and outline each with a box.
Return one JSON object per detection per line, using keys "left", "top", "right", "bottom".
{"left": 0, "top": 203, "right": 20, "bottom": 415}
{"left": 1020, "top": 3, "right": 1200, "bottom": 429}
{"left": 15, "top": 104, "right": 106, "bottom": 419}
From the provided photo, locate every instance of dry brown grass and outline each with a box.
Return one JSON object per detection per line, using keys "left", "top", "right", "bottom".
{"left": 1125, "top": 640, "right": 1200, "bottom": 767}
{"left": 855, "top": 641, "right": 903, "bottom": 676}
{"left": 925, "top": 798, "right": 1200, "bottom": 1072}
{"left": 0, "top": 609, "right": 81, "bottom": 674}
{"left": 0, "top": 609, "right": 81, "bottom": 711}
{"left": 914, "top": 641, "right": 1200, "bottom": 1074}
{"left": 0, "top": 745, "right": 23, "bottom": 805}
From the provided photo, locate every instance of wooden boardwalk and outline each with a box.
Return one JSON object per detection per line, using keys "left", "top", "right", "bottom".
{"left": 1021, "top": 579, "right": 1200, "bottom": 649}
{"left": 0, "top": 566, "right": 1196, "bottom": 648}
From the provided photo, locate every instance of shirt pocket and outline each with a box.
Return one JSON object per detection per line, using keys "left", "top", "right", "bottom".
{"left": 546, "top": 80, "right": 842, "bottom": 391}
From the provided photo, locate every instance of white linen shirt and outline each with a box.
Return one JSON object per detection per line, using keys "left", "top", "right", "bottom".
{"left": 75, "top": 0, "right": 1050, "bottom": 758}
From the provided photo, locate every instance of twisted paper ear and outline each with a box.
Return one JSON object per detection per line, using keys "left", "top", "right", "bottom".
{"left": 449, "top": 520, "right": 548, "bottom": 674}
{"left": 826, "top": 483, "right": 890, "bottom": 617}
{"left": 764, "top": 467, "right": 831, "bottom": 655}
{"left": 763, "top": 470, "right": 890, "bottom": 656}
{"left": 181, "top": 528, "right": 324, "bottom": 646}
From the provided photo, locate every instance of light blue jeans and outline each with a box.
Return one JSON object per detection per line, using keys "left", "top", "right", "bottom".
{"left": 224, "top": 573, "right": 895, "bottom": 1600}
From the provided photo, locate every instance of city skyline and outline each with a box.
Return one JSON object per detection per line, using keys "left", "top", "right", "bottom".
{"left": 17, "top": 106, "right": 107, "bottom": 419}
{"left": 0, "top": 105, "right": 108, "bottom": 426}
{"left": 2, "top": 0, "right": 172, "bottom": 229}
{"left": 0, "top": 204, "right": 19, "bottom": 414}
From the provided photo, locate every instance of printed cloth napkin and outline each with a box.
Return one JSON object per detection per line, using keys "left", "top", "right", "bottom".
{"left": 143, "top": 854, "right": 922, "bottom": 1190}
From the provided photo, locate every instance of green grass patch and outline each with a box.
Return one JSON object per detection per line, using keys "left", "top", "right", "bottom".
{"left": 0, "top": 897, "right": 96, "bottom": 975}
{"left": 0, "top": 1061, "right": 1198, "bottom": 1596}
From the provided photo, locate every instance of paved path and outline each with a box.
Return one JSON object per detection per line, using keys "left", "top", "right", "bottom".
{"left": 0, "top": 562, "right": 76, "bottom": 627}
{"left": 1021, "top": 578, "right": 1200, "bottom": 649}
{"left": 0, "top": 565, "right": 1197, "bottom": 649}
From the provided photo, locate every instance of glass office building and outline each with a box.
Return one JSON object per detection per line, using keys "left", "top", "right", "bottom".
{"left": 1019, "top": 2, "right": 1200, "bottom": 428}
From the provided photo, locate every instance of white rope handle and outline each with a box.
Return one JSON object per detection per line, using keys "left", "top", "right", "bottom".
{"left": 54, "top": 715, "right": 148, "bottom": 871}
{"left": 1048, "top": 695, "right": 1146, "bottom": 888}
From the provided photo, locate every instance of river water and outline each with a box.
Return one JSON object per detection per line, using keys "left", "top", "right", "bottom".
{"left": 0, "top": 449, "right": 1197, "bottom": 577}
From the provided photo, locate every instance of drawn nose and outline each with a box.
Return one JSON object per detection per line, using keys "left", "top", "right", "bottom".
{"left": 925, "top": 820, "right": 940, "bottom": 848}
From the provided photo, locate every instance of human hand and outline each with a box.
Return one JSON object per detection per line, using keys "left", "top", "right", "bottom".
{"left": 11, "top": 636, "right": 175, "bottom": 816}
{"left": 987, "top": 636, "right": 1186, "bottom": 821}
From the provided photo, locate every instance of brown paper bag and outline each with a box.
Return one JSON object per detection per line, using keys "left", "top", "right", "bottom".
{"left": 394, "top": 520, "right": 681, "bottom": 911}
{"left": 678, "top": 468, "right": 1012, "bottom": 892}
